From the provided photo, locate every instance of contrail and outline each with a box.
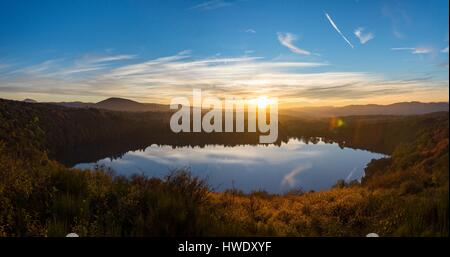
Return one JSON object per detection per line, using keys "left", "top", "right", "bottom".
{"left": 325, "top": 12, "right": 354, "bottom": 48}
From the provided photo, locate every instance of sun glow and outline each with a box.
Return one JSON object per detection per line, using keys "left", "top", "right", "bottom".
{"left": 257, "top": 96, "right": 274, "bottom": 109}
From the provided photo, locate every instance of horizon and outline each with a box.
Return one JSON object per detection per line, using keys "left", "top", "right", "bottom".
{"left": 0, "top": 0, "right": 449, "bottom": 107}
{"left": 3, "top": 95, "right": 449, "bottom": 110}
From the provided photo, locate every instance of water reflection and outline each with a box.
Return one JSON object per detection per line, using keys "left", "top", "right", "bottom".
{"left": 75, "top": 138, "right": 384, "bottom": 193}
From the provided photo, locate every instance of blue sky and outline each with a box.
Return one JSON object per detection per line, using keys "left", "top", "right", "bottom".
{"left": 0, "top": 0, "right": 448, "bottom": 106}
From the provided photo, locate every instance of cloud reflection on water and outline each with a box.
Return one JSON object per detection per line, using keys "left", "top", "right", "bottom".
{"left": 75, "top": 138, "right": 384, "bottom": 193}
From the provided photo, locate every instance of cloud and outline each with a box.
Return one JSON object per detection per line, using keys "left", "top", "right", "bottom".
{"left": 281, "top": 163, "right": 312, "bottom": 187}
{"left": 354, "top": 27, "right": 374, "bottom": 44}
{"left": 82, "top": 54, "right": 136, "bottom": 64}
{"left": 442, "top": 46, "right": 449, "bottom": 54}
{"left": 20, "top": 54, "right": 136, "bottom": 79}
{"left": 245, "top": 29, "right": 256, "bottom": 34}
{"left": 391, "top": 47, "right": 433, "bottom": 54}
{"left": 1, "top": 52, "right": 448, "bottom": 105}
{"left": 382, "top": 3, "right": 411, "bottom": 39}
{"left": 412, "top": 48, "right": 433, "bottom": 54}
{"left": 190, "top": 0, "right": 233, "bottom": 11}
{"left": 277, "top": 32, "right": 311, "bottom": 55}
{"left": 0, "top": 63, "right": 11, "bottom": 70}
{"left": 325, "top": 13, "right": 354, "bottom": 48}
{"left": 392, "top": 28, "right": 404, "bottom": 39}
{"left": 18, "top": 59, "right": 63, "bottom": 75}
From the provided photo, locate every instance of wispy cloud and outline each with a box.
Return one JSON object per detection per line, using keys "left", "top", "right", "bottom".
{"left": 354, "top": 27, "right": 374, "bottom": 44}
{"left": 382, "top": 3, "right": 411, "bottom": 39}
{"left": 442, "top": 46, "right": 449, "bottom": 54}
{"left": 18, "top": 59, "right": 65, "bottom": 76}
{"left": 277, "top": 32, "right": 311, "bottom": 55}
{"left": 82, "top": 54, "right": 136, "bottom": 64}
{"left": 391, "top": 47, "right": 433, "bottom": 54}
{"left": 325, "top": 12, "right": 354, "bottom": 48}
{"left": 392, "top": 28, "right": 405, "bottom": 39}
{"left": 190, "top": 0, "right": 233, "bottom": 11}
{"left": 245, "top": 28, "right": 256, "bottom": 34}
{"left": 1, "top": 52, "right": 448, "bottom": 105}
{"left": 12, "top": 53, "right": 136, "bottom": 79}
{"left": 0, "top": 63, "right": 11, "bottom": 70}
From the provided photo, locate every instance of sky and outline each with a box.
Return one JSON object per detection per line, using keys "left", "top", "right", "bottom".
{"left": 0, "top": 0, "right": 448, "bottom": 107}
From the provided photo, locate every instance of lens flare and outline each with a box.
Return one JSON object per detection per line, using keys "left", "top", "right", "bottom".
{"left": 330, "top": 117, "right": 345, "bottom": 129}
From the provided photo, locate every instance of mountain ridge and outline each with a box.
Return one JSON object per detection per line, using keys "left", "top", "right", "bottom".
{"left": 288, "top": 101, "right": 449, "bottom": 117}
{"left": 12, "top": 97, "right": 450, "bottom": 116}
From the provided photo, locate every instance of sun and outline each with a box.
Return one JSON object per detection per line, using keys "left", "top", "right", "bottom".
{"left": 257, "top": 96, "right": 271, "bottom": 109}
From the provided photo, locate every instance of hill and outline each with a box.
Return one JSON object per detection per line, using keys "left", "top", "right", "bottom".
{"left": 51, "top": 97, "right": 168, "bottom": 112}
{"left": 95, "top": 97, "right": 167, "bottom": 112}
{"left": 22, "top": 98, "right": 37, "bottom": 103}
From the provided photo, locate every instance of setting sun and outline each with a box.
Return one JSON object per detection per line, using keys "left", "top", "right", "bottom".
{"left": 257, "top": 96, "right": 274, "bottom": 109}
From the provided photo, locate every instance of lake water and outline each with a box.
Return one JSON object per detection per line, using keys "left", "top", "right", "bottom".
{"left": 74, "top": 138, "right": 384, "bottom": 193}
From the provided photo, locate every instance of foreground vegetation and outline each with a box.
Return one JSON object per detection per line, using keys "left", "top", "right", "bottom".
{"left": 0, "top": 99, "right": 448, "bottom": 236}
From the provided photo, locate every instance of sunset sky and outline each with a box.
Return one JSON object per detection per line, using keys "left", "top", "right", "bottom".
{"left": 0, "top": 0, "right": 448, "bottom": 107}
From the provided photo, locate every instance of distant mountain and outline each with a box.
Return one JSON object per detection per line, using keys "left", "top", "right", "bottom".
{"left": 51, "top": 97, "right": 168, "bottom": 112}
{"left": 95, "top": 97, "right": 167, "bottom": 112}
{"left": 55, "top": 101, "right": 93, "bottom": 109}
{"left": 35, "top": 98, "right": 450, "bottom": 116}
{"left": 22, "top": 98, "right": 37, "bottom": 103}
{"left": 287, "top": 102, "right": 449, "bottom": 117}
